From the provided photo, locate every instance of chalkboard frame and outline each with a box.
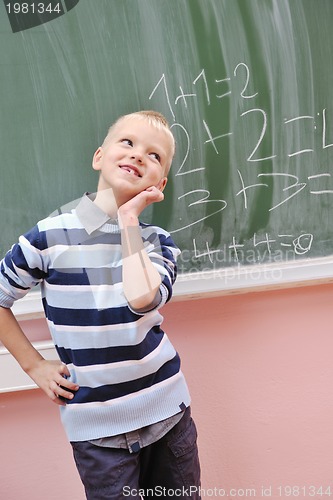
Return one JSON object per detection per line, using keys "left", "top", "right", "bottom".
{"left": 2, "top": 0, "right": 333, "bottom": 317}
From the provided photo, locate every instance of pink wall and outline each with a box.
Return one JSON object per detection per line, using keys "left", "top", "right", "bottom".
{"left": 1, "top": 283, "right": 333, "bottom": 498}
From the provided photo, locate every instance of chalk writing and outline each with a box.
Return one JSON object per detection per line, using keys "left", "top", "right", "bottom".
{"left": 170, "top": 123, "right": 204, "bottom": 176}
{"left": 190, "top": 231, "right": 314, "bottom": 266}
{"left": 174, "top": 190, "right": 227, "bottom": 233}
{"left": 202, "top": 120, "right": 232, "bottom": 155}
{"left": 241, "top": 108, "right": 276, "bottom": 161}
{"left": 322, "top": 108, "right": 333, "bottom": 149}
{"left": 148, "top": 62, "right": 332, "bottom": 269}
{"left": 233, "top": 62, "right": 258, "bottom": 99}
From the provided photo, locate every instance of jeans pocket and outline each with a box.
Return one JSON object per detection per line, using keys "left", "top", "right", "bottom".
{"left": 167, "top": 410, "right": 201, "bottom": 491}
{"left": 168, "top": 413, "right": 198, "bottom": 457}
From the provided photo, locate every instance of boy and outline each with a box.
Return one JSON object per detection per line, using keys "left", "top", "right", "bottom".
{"left": 0, "top": 111, "right": 201, "bottom": 499}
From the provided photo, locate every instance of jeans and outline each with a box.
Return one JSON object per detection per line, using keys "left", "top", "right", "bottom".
{"left": 71, "top": 407, "right": 201, "bottom": 499}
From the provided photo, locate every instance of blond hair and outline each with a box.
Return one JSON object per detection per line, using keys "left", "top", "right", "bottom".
{"left": 102, "top": 110, "right": 175, "bottom": 171}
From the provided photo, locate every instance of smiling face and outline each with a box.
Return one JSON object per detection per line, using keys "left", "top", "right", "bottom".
{"left": 92, "top": 117, "right": 173, "bottom": 207}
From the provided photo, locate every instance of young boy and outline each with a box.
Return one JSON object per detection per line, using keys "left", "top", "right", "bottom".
{"left": 0, "top": 111, "right": 201, "bottom": 499}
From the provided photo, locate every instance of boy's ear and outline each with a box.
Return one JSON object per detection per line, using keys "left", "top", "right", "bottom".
{"left": 157, "top": 177, "right": 168, "bottom": 192}
{"left": 92, "top": 147, "right": 103, "bottom": 171}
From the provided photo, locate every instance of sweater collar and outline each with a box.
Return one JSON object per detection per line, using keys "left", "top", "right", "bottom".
{"left": 76, "top": 193, "right": 118, "bottom": 235}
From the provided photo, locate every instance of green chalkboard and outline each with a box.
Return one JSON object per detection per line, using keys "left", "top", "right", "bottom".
{"left": 1, "top": 0, "right": 333, "bottom": 276}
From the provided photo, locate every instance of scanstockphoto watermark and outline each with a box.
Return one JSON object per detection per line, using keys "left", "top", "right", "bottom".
{"left": 179, "top": 263, "right": 284, "bottom": 285}
{"left": 123, "top": 485, "right": 258, "bottom": 497}
{"left": 177, "top": 248, "right": 289, "bottom": 284}
{"left": 177, "top": 246, "right": 304, "bottom": 282}
{"left": 178, "top": 245, "right": 309, "bottom": 268}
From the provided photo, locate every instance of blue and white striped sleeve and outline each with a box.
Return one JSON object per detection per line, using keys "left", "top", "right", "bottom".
{"left": 0, "top": 225, "right": 47, "bottom": 308}
{"left": 140, "top": 225, "right": 181, "bottom": 311}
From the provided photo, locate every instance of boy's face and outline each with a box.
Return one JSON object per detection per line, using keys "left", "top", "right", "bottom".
{"left": 92, "top": 118, "right": 171, "bottom": 207}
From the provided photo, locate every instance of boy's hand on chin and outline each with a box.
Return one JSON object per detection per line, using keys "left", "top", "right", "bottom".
{"left": 119, "top": 186, "right": 164, "bottom": 220}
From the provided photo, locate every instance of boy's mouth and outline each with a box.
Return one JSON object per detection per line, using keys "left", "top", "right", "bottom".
{"left": 119, "top": 165, "right": 142, "bottom": 177}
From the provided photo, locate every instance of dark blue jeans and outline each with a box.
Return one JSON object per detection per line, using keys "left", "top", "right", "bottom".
{"left": 71, "top": 407, "right": 201, "bottom": 499}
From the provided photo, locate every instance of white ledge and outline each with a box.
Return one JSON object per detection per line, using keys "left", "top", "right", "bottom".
{"left": 0, "top": 341, "right": 58, "bottom": 393}
{"left": 9, "top": 255, "right": 333, "bottom": 319}
{"left": 2, "top": 255, "right": 333, "bottom": 393}
{"left": 172, "top": 255, "right": 333, "bottom": 300}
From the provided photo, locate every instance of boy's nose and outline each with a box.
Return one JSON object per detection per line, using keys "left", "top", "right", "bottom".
{"left": 131, "top": 153, "right": 143, "bottom": 164}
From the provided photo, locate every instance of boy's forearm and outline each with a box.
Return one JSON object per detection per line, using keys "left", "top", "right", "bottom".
{"left": 0, "top": 306, "right": 79, "bottom": 404}
{"left": 0, "top": 306, "right": 43, "bottom": 373}
{"left": 120, "top": 213, "right": 162, "bottom": 311}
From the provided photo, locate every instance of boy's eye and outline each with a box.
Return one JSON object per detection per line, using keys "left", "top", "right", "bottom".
{"left": 149, "top": 152, "right": 161, "bottom": 162}
{"left": 121, "top": 139, "right": 133, "bottom": 146}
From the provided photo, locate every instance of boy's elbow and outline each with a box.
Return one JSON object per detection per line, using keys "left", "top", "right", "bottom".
{"left": 127, "top": 289, "right": 161, "bottom": 313}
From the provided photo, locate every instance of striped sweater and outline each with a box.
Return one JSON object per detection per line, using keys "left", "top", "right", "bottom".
{"left": 0, "top": 194, "right": 191, "bottom": 441}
